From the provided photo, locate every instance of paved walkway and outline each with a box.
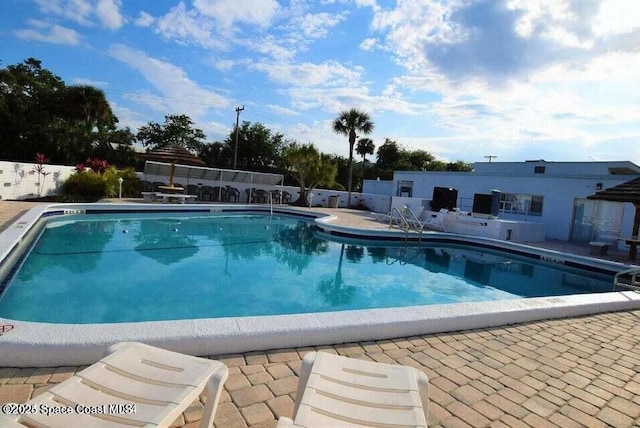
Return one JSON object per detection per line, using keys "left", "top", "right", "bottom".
{"left": 1, "top": 201, "right": 639, "bottom": 427}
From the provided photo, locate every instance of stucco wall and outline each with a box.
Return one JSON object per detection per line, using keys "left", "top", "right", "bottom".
{"left": 0, "top": 161, "right": 77, "bottom": 200}
{"left": 365, "top": 170, "right": 638, "bottom": 241}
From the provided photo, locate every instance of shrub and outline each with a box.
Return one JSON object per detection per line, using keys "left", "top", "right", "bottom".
{"left": 102, "top": 166, "right": 140, "bottom": 198}
{"left": 61, "top": 172, "right": 107, "bottom": 202}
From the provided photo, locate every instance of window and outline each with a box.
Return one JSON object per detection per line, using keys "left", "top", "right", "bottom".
{"left": 396, "top": 180, "right": 413, "bottom": 197}
{"left": 499, "top": 193, "right": 543, "bottom": 216}
{"left": 534, "top": 166, "right": 546, "bottom": 174}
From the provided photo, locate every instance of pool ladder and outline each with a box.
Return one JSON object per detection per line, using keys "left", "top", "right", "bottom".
{"left": 613, "top": 267, "right": 640, "bottom": 291}
{"left": 389, "top": 206, "right": 424, "bottom": 242}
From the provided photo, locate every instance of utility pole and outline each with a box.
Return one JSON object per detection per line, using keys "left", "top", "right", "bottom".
{"left": 233, "top": 105, "right": 244, "bottom": 169}
{"left": 484, "top": 155, "right": 498, "bottom": 163}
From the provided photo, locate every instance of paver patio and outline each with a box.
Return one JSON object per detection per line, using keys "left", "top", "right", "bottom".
{"left": 1, "top": 200, "right": 639, "bottom": 427}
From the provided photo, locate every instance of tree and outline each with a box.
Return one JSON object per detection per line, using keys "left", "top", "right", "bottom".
{"left": 406, "top": 149, "right": 435, "bottom": 171}
{"left": 222, "top": 121, "right": 284, "bottom": 171}
{"left": 356, "top": 137, "right": 375, "bottom": 190}
{"left": 332, "top": 108, "right": 374, "bottom": 207}
{"left": 57, "top": 85, "right": 117, "bottom": 162}
{"left": 356, "top": 138, "right": 375, "bottom": 165}
{"left": 375, "top": 138, "right": 402, "bottom": 172}
{"left": 137, "top": 114, "right": 206, "bottom": 153}
{"left": 198, "top": 142, "right": 230, "bottom": 167}
{"left": 0, "top": 58, "right": 130, "bottom": 165}
{"left": 0, "top": 58, "right": 65, "bottom": 161}
{"left": 282, "top": 142, "right": 337, "bottom": 206}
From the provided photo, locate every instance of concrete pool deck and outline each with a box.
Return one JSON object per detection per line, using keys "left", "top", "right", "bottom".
{"left": 0, "top": 200, "right": 639, "bottom": 427}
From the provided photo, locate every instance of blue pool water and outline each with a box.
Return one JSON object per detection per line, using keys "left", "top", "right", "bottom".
{"left": 0, "top": 212, "right": 613, "bottom": 324}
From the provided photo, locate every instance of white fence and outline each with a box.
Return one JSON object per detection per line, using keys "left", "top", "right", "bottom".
{"left": 0, "top": 161, "right": 77, "bottom": 200}
{"left": 0, "top": 161, "right": 392, "bottom": 212}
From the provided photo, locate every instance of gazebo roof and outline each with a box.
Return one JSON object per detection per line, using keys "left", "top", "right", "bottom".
{"left": 587, "top": 177, "right": 640, "bottom": 205}
{"left": 139, "top": 145, "right": 206, "bottom": 167}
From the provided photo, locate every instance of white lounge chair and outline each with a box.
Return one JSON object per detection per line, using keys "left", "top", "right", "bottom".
{"left": 421, "top": 208, "right": 448, "bottom": 232}
{"left": 277, "top": 351, "right": 429, "bottom": 427}
{"left": 2, "top": 342, "right": 228, "bottom": 428}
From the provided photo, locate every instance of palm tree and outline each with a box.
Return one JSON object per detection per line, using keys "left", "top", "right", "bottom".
{"left": 332, "top": 108, "right": 374, "bottom": 207}
{"left": 356, "top": 138, "right": 375, "bottom": 191}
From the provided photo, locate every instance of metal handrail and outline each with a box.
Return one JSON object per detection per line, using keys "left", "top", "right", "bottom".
{"left": 389, "top": 207, "right": 411, "bottom": 230}
{"left": 402, "top": 206, "right": 423, "bottom": 230}
{"left": 613, "top": 267, "right": 640, "bottom": 291}
{"left": 388, "top": 206, "right": 424, "bottom": 243}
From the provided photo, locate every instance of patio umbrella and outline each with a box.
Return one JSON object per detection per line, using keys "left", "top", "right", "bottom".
{"left": 139, "top": 145, "right": 206, "bottom": 187}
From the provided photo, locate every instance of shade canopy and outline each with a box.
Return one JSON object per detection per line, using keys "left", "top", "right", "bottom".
{"left": 139, "top": 145, "right": 206, "bottom": 167}
{"left": 588, "top": 176, "right": 640, "bottom": 243}
{"left": 587, "top": 177, "right": 640, "bottom": 204}
{"left": 144, "top": 161, "right": 284, "bottom": 186}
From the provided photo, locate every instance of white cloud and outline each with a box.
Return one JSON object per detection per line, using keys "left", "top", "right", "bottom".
{"left": 253, "top": 61, "right": 362, "bottom": 87}
{"left": 193, "top": 0, "right": 279, "bottom": 28}
{"left": 108, "top": 44, "right": 230, "bottom": 118}
{"left": 592, "top": 0, "right": 640, "bottom": 36}
{"left": 134, "top": 11, "right": 154, "bottom": 27}
{"left": 242, "top": 36, "right": 295, "bottom": 62}
{"left": 108, "top": 101, "right": 148, "bottom": 132}
{"left": 296, "top": 12, "right": 347, "bottom": 38}
{"left": 33, "top": 0, "right": 125, "bottom": 29}
{"left": 360, "top": 38, "right": 376, "bottom": 51}
{"left": 33, "top": 0, "right": 92, "bottom": 26}
{"left": 96, "top": 0, "right": 124, "bottom": 30}
{"left": 200, "top": 120, "right": 231, "bottom": 139}
{"left": 14, "top": 20, "right": 82, "bottom": 45}
{"left": 71, "top": 77, "right": 108, "bottom": 87}
{"left": 267, "top": 104, "right": 299, "bottom": 117}
{"left": 154, "top": 2, "right": 226, "bottom": 49}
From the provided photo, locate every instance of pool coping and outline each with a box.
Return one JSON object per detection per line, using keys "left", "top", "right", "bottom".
{"left": 1, "top": 203, "right": 639, "bottom": 367}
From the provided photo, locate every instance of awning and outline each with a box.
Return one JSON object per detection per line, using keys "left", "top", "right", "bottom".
{"left": 143, "top": 161, "right": 284, "bottom": 186}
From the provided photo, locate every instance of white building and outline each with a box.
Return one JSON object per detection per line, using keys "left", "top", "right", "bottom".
{"left": 363, "top": 160, "right": 640, "bottom": 243}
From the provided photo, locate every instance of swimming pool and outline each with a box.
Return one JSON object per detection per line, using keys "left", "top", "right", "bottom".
{"left": 0, "top": 211, "right": 614, "bottom": 324}
{"left": 1, "top": 203, "right": 638, "bottom": 367}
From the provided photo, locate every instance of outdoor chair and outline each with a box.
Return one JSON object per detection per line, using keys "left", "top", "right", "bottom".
{"left": 1, "top": 342, "right": 228, "bottom": 428}
{"left": 187, "top": 184, "right": 199, "bottom": 198}
{"left": 421, "top": 208, "right": 448, "bottom": 232}
{"left": 281, "top": 191, "right": 292, "bottom": 204}
{"left": 253, "top": 189, "right": 269, "bottom": 203}
{"left": 200, "top": 185, "right": 214, "bottom": 201}
{"left": 276, "top": 351, "right": 429, "bottom": 427}
{"left": 270, "top": 190, "right": 282, "bottom": 204}
{"left": 212, "top": 186, "right": 227, "bottom": 202}
{"left": 226, "top": 187, "right": 240, "bottom": 202}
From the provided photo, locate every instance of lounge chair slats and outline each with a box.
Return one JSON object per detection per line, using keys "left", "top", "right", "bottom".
{"left": 79, "top": 364, "right": 191, "bottom": 404}
{"left": 296, "top": 388, "right": 425, "bottom": 426}
{"left": 277, "top": 351, "right": 428, "bottom": 428}
{"left": 44, "top": 377, "right": 178, "bottom": 425}
{"left": 102, "top": 343, "right": 216, "bottom": 386}
{"left": 14, "top": 395, "right": 138, "bottom": 427}
{"left": 5, "top": 342, "right": 228, "bottom": 428}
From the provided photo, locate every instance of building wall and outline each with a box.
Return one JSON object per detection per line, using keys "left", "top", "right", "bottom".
{"left": 364, "top": 166, "right": 639, "bottom": 241}
{"left": 472, "top": 160, "right": 640, "bottom": 176}
{"left": 0, "top": 161, "right": 77, "bottom": 200}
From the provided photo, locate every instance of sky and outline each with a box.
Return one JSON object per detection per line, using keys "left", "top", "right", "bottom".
{"left": 2, "top": 0, "right": 640, "bottom": 165}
